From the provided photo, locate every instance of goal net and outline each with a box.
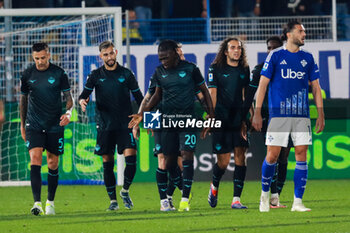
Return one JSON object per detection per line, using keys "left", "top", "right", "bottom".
{"left": 0, "top": 7, "right": 123, "bottom": 186}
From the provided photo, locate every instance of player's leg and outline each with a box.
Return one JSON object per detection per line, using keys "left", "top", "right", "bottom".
{"left": 208, "top": 153, "right": 230, "bottom": 208}
{"left": 260, "top": 118, "right": 290, "bottom": 212}
{"left": 270, "top": 146, "right": 290, "bottom": 208}
{"left": 232, "top": 147, "right": 248, "bottom": 209}
{"left": 291, "top": 118, "right": 312, "bottom": 212}
{"left": 96, "top": 131, "right": 118, "bottom": 211}
{"left": 26, "top": 129, "right": 45, "bottom": 216}
{"left": 45, "top": 131, "right": 64, "bottom": 215}
{"left": 118, "top": 129, "right": 137, "bottom": 210}
{"left": 178, "top": 132, "right": 196, "bottom": 211}
{"left": 29, "top": 148, "right": 44, "bottom": 216}
{"left": 157, "top": 153, "right": 171, "bottom": 211}
{"left": 166, "top": 154, "right": 183, "bottom": 210}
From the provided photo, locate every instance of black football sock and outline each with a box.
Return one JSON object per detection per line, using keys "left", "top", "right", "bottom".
{"left": 103, "top": 161, "right": 116, "bottom": 200}
{"left": 156, "top": 168, "right": 168, "bottom": 200}
{"left": 212, "top": 163, "right": 226, "bottom": 189}
{"left": 123, "top": 155, "right": 137, "bottom": 190}
{"left": 233, "top": 165, "right": 246, "bottom": 198}
{"left": 30, "top": 165, "right": 42, "bottom": 202}
{"left": 47, "top": 168, "right": 59, "bottom": 201}
{"left": 182, "top": 160, "right": 194, "bottom": 199}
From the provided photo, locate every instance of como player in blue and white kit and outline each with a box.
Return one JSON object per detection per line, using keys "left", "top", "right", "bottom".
{"left": 252, "top": 21, "right": 325, "bottom": 212}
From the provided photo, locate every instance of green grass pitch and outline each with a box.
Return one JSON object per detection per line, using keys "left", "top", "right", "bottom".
{"left": 1, "top": 180, "right": 349, "bottom": 233}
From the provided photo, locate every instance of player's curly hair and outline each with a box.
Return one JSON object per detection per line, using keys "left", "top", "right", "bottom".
{"left": 212, "top": 37, "right": 248, "bottom": 68}
{"left": 32, "top": 42, "right": 48, "bottom": 52}
{"left": 281, "top": 20, "right": 302, "bottom": 41}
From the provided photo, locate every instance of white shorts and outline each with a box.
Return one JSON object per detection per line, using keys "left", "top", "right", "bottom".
{"left": 265, "top": 117, "right": 312, "bottom": 147}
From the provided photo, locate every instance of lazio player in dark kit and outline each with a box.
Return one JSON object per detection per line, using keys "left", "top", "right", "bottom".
{"left": 79, "top": 41, "right": 143, "bottom": 211}
{"left": 20, "top": 42, "right": 73, "bottom": 216}
{"left": 207, "top": 37, "right": 250, "bottom": 209}
{"left": 129, "top": 40, "right": 214, "bottom": 211}
{"left": 242, "top": 36, "right": 290, "bottom": 208}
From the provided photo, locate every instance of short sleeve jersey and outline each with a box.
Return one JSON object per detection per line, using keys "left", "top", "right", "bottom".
{"left": 84, "top": 63, "right": 140, "bottom": 130}
{"left": 20, "top": 63, "right": 70, "bottom": 132}
{"left": 207, "top": 63, "right": 250, "bottom": 127}
{"left": 261, "top": 47, "right": 320, "bottom": 118}
{"left": 154, "top": 60, "right": 205, "bottom": 115}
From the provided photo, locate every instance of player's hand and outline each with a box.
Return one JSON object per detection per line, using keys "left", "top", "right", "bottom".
{"left": 79, "top": 97, "right": 89, "bottom": 112}
{"left": 20, "top": 124, "right": 26, "bottom": 141}
{"left": 252, "top": 112, "right": 263, "bottom": 131}
{"left": 240, "top": 121, "right": 248, "bottom": 141}
{"left": 147, "top": 128, "right": 154, "bottom": 136}
{"left": 59, "top": 113, "right": 71, "bottom": 126}
{"left": 128, "top": 113, "right": 143, "bottom": 128}
{"left": 200, "top": 127, "right": 211, "bottom": 139}
{"left": 132, "top": 125, "right": 140, "bottom": 140}
{"left": 315, "top": 115, "right": 325, "bottom": 134}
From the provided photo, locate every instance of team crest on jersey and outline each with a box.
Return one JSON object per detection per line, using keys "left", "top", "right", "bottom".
{"left": 208, "top": 73, "right": 213, "bottom": 82}
{"left": 240, "top": 74, "right": 245, "bottom": 79}
{"left": 118, "top": 77, "right": 125, "bottom": 83}
{"left": 301, "top": 59, "right": 307, "bottom": 67}
{"left": 95, "top": 144, "right": 101, "bottom": 151}
{"left": 155, "top": 144, "right": 161, "bottom": 151}
{"left": 262, "top": 62, "right": 269, "bottom": 71}
{"left": 178, "top": 71, "right": 186, "bottom": 78}
{"left": 215, "top": 144, "right": 222, "bottom": 151}
{"left": 48, "top": 77, "right": 55, "bottom": 84}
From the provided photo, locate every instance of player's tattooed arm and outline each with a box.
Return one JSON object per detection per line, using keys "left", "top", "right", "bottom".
{"left": 60, "top": 91, "right": 74, "bottom": 126}
{"left": 138, "top": 92, "right": 152, "bottom": 114}
{"left": 19, "top": 94, "right": 28, "bottom": 141}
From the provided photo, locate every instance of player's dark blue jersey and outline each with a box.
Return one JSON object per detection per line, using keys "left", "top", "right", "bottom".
{"left": 261, "top": 47, "right": 320, "bottom": 118}
{"left": 207, "top": 63, "right": 250, "bottom": 127}
{"left": 20, "top": 63, "right": 70, "bottom": 132}
{"left": 81, "top": 63, "right": 141, "bottom": 131}
{"left": 154, "top": 60, "right": 205, "bottom": 115}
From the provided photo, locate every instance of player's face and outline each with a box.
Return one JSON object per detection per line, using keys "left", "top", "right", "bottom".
{"left": 290, "top": 24, "right": 306, "bottom": 47}
{"left": 32, "top": 49, "right": 50, "bottom": 71}
{"left": 225, "top": 40, "right": 242, "bottom": 62}
{"left": 158, "top": 49, "right": 178, "bottom": 69}
{"left": 100, "top": 46, "right": 117, "bottom": 67}
{"left": 176, "top": 47, "right": 185, "bottom": 60}
{"left": 267, "top": 40, "right": 281, "bottom": 53}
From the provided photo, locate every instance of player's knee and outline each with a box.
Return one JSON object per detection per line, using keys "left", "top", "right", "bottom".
{"left": 158, "top": 154, "right": 166, "bottom": 169}
{"left": 217, "top": 159, "right": 229, "bottom": 169}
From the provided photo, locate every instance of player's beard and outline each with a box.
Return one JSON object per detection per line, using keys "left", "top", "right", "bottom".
{"left": 105, "top": 59, "right": 116, "bottom": 67}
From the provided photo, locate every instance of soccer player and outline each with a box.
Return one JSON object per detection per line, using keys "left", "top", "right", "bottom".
{"left": 242, "top": 36, "right": 290, "bottom": 208}
{"left": 207, "top": 37, "right": 250, "bottom": 209}
{"left": 129, "top": 39, "right": 214, "bottom": 211}
{"left": 78, "top": 41, "right": 143, "bottom": 211}
{"left": 20, "top": 42, "right": 73, "bottom": 216}
{"left": 252, "top": 21, "right": 325, "bottom": 212}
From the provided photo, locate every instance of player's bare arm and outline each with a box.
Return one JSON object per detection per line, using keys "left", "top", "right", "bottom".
{"left": 311, "top": 79, "right": 325, "bottom": 133}
{"left": 199, "top": 83, "right": 215, "bottom": 139}
{"left": 252, "top": 75, "right": 270, "bottom": 131}
{"left": 19, "top": 94, "right": 28, "bottom": 141}
{"left": 128, "top": 87, "right": 162, "bottom": 128}
{"left": 60, "top": 91, "right": 74, "bottom": 126}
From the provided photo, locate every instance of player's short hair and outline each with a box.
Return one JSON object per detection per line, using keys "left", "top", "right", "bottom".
{"left": 99, "top": 41, "right": 114, "bottom": 52}
{"left": 158, "top": 39, "right": 179, "bottom": 53}
{"left": 32, "top": 42, "right": 48, "bottom": 52}
{"left": 281, "top": 20, "right": 302, "bottom": 41}
{"left": 266, "top": 36, "right": 283, "bottom": 47}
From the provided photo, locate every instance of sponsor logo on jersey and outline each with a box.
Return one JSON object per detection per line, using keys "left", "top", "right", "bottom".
{"left": 262, "top": 62, "right": 269, "bottom": 71}
{"left": 48, "top": 77, "right": 55, "bottom": 84}
{"left": 223, "top": 74, "right": 230, "bottom": 78}
{"left": 178, "top": 71, "right": 186, "bottom": 78}
{"left": 99, "top": 78, "right": 106, "bottom": 82}
{"left": 29, "top": 80, "right": 36, "bottom": 83}
{"left": 301, "top": 59, "right": 307, "bottom": 67}
{"left": 118, "top": 77, "right": 125, "bottom": 83}
{"left": 280, "top": 60, "right": 287, "bottom": 65}
{"left": 281, "top": 69, "right": 305, "bottom": 79}
{"left": 161, "top": 74, "right": 168, "bottom": 78}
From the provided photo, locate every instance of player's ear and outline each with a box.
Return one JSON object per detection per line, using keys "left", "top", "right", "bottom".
{"left": 115, "top": 49, "right": 118, "bottom": 56}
